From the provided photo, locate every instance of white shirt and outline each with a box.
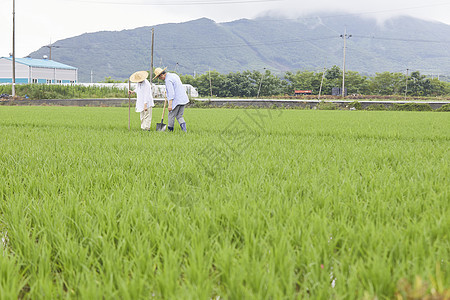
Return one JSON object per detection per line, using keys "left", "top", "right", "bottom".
{"left": 134, "top": 79, "right": 154, "bottom": 112}
{"left": 165, "top": 73, "right": 189, "bottom": 109}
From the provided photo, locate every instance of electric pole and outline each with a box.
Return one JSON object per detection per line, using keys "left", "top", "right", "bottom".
{"left": 12, "top": 0, "right": 16, "bottom": 97}
{"left": 257, "top": 68, "right": 266, "bottom": 98}
{"left": 318, "top": 67, "right": 326, "bottom": 100}
{"left": 150, "top": 28, "right": 154, "bottom": 82}
{"left": 405, "top": 68, "right": 409, "bottom": 100}
{"left": 44, "top": 43, "right": 59, "bottom": 60}
{"left": 209, "top": 67, "right": 213, "bottom": 100}
{"left": 340, "top": 29, "right": 352, "bottom": 98}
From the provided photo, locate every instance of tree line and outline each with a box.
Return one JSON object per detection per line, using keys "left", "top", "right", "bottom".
{"left": 167, "top": 66, "right": 450, "bottom": 98}
{"left": 2, "top": 67, "right": 447, "bottom": 100}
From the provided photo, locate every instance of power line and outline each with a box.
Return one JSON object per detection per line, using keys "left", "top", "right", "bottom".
{"left": 167, "top": 36, "right": 338, "bottom": 50}
{"left": 352, "top": 35, "right": 450, "bottom": 44}
{"left": 47, "top": 32, "right": 450, "bottom": 54}
{"left": 61, "top": 0, "right": 282, "bottom": 5}
{"left": 47, "top": 36, "right": 338, "bottom": 52}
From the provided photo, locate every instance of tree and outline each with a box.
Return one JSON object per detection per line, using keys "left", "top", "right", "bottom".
{"left": 407, "top": 71, "right": 431, "bottom": 96}
{"left": 222, "top": 72, "right": 256, "bottom": 97}
{"left": 187, "top": 70, "right": 224, "bottom": 97}
{"left": 428, "top": 78, "right": 448, "bottom": 96}
{"left": 256, "top": 70, "right": 286, "bottom": 97}
{"left": 285, "top": 70, "right": 318, "bottom": 94}
{"left": 324, "top": 65, "right": 342, "bottom": 95}
{"left": 325, "top": 65, "right": 341, "bottom": 81}
{"left": 177, "top": 68, "right": 450, "bottom": 98}
{"left": 370, "top": 72, "right": 405, "bottom": 95}
{"left": 344, "top": 71, "right": 370, "bottom": 95}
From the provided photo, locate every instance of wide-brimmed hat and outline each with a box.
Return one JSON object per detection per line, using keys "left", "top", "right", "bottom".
{"left": 129, "top": 71, "right": 149, "bottom": 83}
{"left": 153, "top": 67, "right": 167, "bottom": 80}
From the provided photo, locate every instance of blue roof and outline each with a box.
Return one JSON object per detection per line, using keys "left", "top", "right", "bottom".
{"left": 1, "top": 57, "right": 77, "bottom": 70}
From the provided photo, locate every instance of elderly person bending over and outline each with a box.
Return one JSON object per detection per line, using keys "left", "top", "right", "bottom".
{"left": 129, "top": 71, "right": 154, "bottom": 131}
{"left": 154, "top": 67, "right": 189, "bottom": 132}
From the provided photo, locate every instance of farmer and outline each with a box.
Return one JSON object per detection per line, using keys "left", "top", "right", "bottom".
{"left": 153, "top": 67, "right": 189, "bottom": 132}
{"left": 129, "top": 71, "right": 154, "bottom": 131}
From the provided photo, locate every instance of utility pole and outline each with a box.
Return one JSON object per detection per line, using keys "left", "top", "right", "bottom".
{"left": 209, "top": 67, "right": 213, "bottom": 100}
{"left": 257, "top": 68, "right": 266, "bottom": 98}
{"left": 12, "top": 0, "right": 16, "bottom": 97}
{"left": 340, "top": 29, "right": 352, "bottom": 98}
{"left": 90, "top": 70, "right": 93, "bottom": 83}
{"left": 318, "top": 67, "right": 326, "bottom": 100}
{"left": 404, "top": 68, "right": 409, "bottom": 100}
{"left": 44, "top": 42, "right": 59, "bottom": 60}
{"left": 150, "top": 28, "right": 154, "bottom": 81}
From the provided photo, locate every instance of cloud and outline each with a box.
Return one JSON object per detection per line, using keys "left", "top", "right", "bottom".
{"left": 1, "top": 0, "right": 449, "bottom": 57}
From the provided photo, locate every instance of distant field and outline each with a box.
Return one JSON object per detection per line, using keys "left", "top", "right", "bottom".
{"left": 0, "top": 107, "right": 449, "bottom": 299}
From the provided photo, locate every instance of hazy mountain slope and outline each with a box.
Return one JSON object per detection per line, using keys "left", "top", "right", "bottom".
{"left": 29, "top": 14, "right": 450, "bottom": 82}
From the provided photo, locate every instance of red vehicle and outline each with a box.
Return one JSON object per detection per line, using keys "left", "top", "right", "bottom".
{"left": 294, "top": 90, "right": 312, "bottom": 96}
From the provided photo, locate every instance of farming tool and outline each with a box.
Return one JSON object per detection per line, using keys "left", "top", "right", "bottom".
{"left": 156, "top": 92, "right": 167, "bottom": 131}
{"left": 128, "top": 81, "right": 131, "bottom": 131}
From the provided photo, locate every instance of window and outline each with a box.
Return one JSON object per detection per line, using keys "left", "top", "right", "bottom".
{"left": 56, "top": 80, "right": 62, "bottom": 84}
{"left": 32, "top": 79, "right": 38, "bottom": 83}
{"left": 46, "top": 79, "right": 52, "bottom": 84}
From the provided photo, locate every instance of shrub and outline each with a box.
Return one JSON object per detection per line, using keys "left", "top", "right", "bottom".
{"left": 188, "top": 99, "right": 210, "bottom": 108}
{"left": 349, "top": 101, "right": 362, "bottom": 110}
{"left": 12, "top": 84, "right": 128, "bottom": 99}
{"left": 436, "top": 103, "right": 450, "bottom": 112}
{"left": 317, "top": 101, "right": 339, "bottom": 110}
{"left": 391, "top": 103, "right": 433, "bottom": 111}
{"left": 366, "top": 104, "right": 387, "bottom": 111}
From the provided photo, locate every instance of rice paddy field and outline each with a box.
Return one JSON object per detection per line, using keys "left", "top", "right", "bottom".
{"left": 0, "top": 106, "right": 449, "bottom": 299}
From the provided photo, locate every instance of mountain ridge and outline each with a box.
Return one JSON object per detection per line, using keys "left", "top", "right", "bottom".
{"left": 28, "top": 14, "right": 450, "bottom": 82}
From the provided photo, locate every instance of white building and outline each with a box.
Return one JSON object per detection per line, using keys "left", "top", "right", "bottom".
{"left": 0, "top": 56, "right": 77, "bottom": 84}
{"left": 76, "top": 82, "right": 199, "bottom": 98}
{"left": 152, "top": 84, "right": 199, "bottom": 98}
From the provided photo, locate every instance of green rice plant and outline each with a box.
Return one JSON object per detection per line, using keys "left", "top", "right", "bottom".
{"left": 4, "top": 84, "right": 129, "bottom": 99}
{"left": 0, "top": 107, "right": 449, "bottom": 299}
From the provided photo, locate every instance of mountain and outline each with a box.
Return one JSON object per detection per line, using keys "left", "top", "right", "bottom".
{"left": 28, "top": 14, "right": 450, "bottom": 82}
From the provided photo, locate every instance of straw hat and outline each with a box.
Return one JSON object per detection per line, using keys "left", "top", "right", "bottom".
{"left": 129, "top": 71, "right": 149, "bottom": 83}
{"left": 153, "top": 67, "right": 167, "bottom": 80}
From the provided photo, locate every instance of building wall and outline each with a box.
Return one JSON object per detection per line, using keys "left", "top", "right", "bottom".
{"left": 31, "top": 67, "right": 57, "bottom": 82}
{"left": 0, "top": 58, "right": 77, "bottom": 84}
{"left": 55, "top": 69, "right": 77, "bottom": 82}
{"left": 0, "top": 58, "right": 30, "bottom": 83}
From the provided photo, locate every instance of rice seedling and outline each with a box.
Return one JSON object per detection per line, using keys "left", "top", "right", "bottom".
{"left": 0, "top": 107, "right": 448, "bottom": 299}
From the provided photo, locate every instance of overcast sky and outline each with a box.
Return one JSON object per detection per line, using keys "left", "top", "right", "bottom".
{"left": 1, "top": 0, "right": 449, "bottom": 58}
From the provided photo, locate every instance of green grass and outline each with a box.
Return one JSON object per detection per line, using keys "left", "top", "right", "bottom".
{"left": 0, "top": 107, "right": 449, "bottom": 299}
{"left": 0, "top": 84, "right": 128, "bottom": 99}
